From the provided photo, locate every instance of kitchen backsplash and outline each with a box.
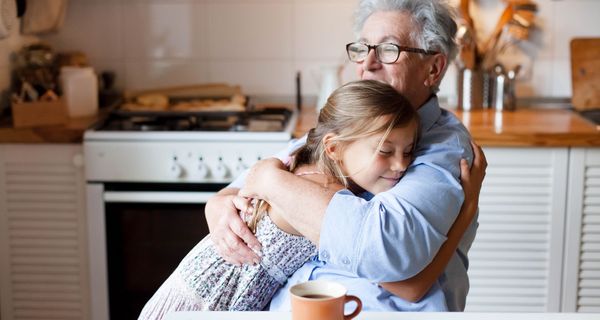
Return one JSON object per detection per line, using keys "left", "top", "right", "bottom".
{"left": 2, "top": 0, "right": 600, "bottom": 108}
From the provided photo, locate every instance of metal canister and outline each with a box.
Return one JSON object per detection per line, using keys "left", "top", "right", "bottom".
{"left": 457, "top": 68, "right": 491, "bottom": 111}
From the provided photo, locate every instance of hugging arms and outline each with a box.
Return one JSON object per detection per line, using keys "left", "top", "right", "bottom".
{"left": 206, "top": 140, "right": 486, "bottom": 303}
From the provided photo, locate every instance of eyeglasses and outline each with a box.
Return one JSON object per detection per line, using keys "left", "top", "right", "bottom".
{"left": 346, "top": 42, "right": 439, "bottom": 64}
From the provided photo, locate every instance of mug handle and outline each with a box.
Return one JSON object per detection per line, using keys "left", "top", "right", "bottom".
{"left": 343, "top": 295, "right": 362, "bottom": 320}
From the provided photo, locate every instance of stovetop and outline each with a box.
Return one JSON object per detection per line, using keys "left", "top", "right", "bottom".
{"left": 85, "top": 106, "right": 298, "bottom": 142}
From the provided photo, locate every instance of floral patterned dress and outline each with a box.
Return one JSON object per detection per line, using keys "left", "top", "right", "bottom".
{"left": 138, "top": 213, "right": 316, "bottom": 319}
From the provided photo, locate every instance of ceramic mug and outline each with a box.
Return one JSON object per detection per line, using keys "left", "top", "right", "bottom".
{"left": 290, "top": 280, "right": 362, "bottom": 320}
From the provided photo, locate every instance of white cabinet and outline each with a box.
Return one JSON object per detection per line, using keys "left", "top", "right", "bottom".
{"left": 465, "top": 148, "right": 569, "bottom": 312}
{"left": 563, "top": 148, "right": 600, "bottom": 313}
{"left": 0, "top": 144, "right": 90, "bottom": 320}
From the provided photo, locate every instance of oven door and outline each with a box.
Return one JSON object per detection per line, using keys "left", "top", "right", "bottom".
{"left": 86, "top": 182, "right": 226, "bottom": 320}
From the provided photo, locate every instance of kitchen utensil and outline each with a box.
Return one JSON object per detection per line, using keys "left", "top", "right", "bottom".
{"left": 481, "top": 0, "right": 537, "bottom": 69}
{"left": 504, "top": 65, "right": 520, "bottom": 111}
{"left": 491, "top": 64, "right": 520, "bottom": 111}
{"left": 459, "top": 0, "right": 474, "bottom": 29}
{"left": 491, "top": 64, "right": 506, "bottom": 110}
{"left": 16, "top": 0, "right": 26, "bottom": 17}
{"left": 21, "top": 0, "right": 68, "bottom": 34}
{"left": 570, "top": 38, "right": 600, "bottom": 111}
{"left": 457, "top": 0, "right": 478, "bottom": 69}
{"left": 0, "top": 0, "right": 17, "bottom": 39}
{"left": 481, "top": 3, "right": 514, "bottom": 59}
{"left": 296, "top": 71, "right": 302, "bottom": 111}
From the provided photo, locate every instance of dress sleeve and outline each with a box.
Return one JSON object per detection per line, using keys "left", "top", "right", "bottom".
{"left": 318, "top": 134, "right": 470, "bottom": 282}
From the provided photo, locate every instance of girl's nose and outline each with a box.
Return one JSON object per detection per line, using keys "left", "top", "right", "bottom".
{"left": 391, "top": 156, "right": 410, "bottom": 172}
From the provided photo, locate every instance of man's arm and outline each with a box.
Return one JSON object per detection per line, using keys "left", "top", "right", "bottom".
{"left": 240, "top": 132, "right": 472, "bottom": 282}
{"left": 238, "top": 158, "right": 336, "bottom": 244}
{"left": 381, "top": 143, "right": 486, "bottom": 301}
{"left": 205, "top": 136, "right": 309, "bottom": 265}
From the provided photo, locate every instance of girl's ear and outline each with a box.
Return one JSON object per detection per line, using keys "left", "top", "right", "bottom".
{"left": 322, "top": 133, "right": 340, "bottom": 161}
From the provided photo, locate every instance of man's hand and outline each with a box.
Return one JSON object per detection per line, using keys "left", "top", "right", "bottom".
{"left": 205, "top": 190, "right": 261, "bottom": 266}
{"left": 238, "top": 158, "right": 287, "bottom": 201}
{"left": 461, "top": 141, "right": 487, "bottom": 210}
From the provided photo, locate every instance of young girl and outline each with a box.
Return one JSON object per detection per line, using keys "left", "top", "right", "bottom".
{"left": 139, "top": 80, "right": 478, "bottom": 318}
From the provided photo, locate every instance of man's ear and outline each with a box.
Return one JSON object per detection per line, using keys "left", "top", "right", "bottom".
{"left": 322, "top": 133, "right": 340, "bottom": 161}
{"left": 424, "top": 53, "right": 447, "bottom": 87}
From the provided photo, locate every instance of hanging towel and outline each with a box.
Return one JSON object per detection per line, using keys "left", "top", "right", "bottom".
{"left": 21, "top": 0, "right": 68, "bottom": 35}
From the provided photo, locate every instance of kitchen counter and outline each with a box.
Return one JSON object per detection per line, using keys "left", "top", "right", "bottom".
{"left": 165, "top": 311, "right": 598, "bottom": 320}
{"left": 1, "top": 104, "right": 599, "bottom": 146}
{"left": 295, "top": 107, "right": 600, "bottom": 147}
{"left": 0, "top": 113, "right": 101, "bottom": 143}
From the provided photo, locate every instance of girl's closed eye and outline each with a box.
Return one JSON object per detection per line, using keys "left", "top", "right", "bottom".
{"left": 379, "top": 149, "right": 393, "bottom": 156}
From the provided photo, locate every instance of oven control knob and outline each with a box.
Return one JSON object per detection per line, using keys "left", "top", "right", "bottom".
{"left": 234, "top": 157, "right": 248, "bottom": 176}
{"left": 170, "top": 162, "right": 185, "bottom": 178}
{"left": 197, "top": 157, "right": 211, "bottom": 179}
{"left": 214, "top": 157, "right": 230, "bottom": 180}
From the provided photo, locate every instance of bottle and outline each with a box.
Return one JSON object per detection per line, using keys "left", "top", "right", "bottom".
{"left": 60, "top": 66, "right": 98, "bottom": 117}
{"left": 316, "top": 65, "right": 342, "bottom": 113}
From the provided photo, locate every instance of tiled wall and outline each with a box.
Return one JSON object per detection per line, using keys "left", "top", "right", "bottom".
{"left": 2, "top": 0, "right": 600, "bottom": 109}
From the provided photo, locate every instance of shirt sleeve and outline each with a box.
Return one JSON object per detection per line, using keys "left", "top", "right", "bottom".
{"left": 318, "top": 132, "right": 471, "bottom": 283}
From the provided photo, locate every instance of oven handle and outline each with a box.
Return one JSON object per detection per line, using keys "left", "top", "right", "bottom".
{"left": 103, "top": 191, "right": 217, "bottom": 204}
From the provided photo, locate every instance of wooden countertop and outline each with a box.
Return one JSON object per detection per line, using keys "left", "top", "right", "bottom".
{"left": 0, "top": 113, "right": 101, "bottom": 144}
{"left": 294, "top": 107, "right": 600, "bottom": 147}
{"left": 1, "top": 105, "right": 599, "bottom": 146}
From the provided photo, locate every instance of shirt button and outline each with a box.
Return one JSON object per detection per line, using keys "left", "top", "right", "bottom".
{"left": 342, "top": 257, "right": 351, "bottom": 265}
{"left": 321, "top": 250, "right": 329, "bottom": 260}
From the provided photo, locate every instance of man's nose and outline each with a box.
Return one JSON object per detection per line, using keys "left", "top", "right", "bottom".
{"left": 362, "top": 48, "right": 381, "bottom": 71}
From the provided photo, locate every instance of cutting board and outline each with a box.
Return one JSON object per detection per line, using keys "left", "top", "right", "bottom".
{"left": 571, "top": 38, "right": 600, "bottom": 111}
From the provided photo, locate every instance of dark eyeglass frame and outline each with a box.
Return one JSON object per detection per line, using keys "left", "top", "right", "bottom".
{"left": 345, "top": 42, "right": 439, "bottom": 64}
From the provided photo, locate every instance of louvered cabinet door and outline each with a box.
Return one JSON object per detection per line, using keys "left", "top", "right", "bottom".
{"left": 0, "top": 144, "right": 90, "bottom": 320}
{"left": 465, "top": 147, "right": 568, "bottom": 312}
{"left": 564, "top": 148, "right": 600, "bottom": 313}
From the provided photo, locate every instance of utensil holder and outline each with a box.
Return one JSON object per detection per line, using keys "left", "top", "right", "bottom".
{"left": 457, "top": 68, "right": 492, "bottom": 111}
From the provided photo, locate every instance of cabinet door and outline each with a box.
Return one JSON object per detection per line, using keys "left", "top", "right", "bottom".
{"left": 0, "top": 144, "right": 90, "bottom": 320}
{"left": 563, "top": 148, "right": 600, "bottom": 313}
{"left": 465, "top": 148, "right": 568, "bottom": 312}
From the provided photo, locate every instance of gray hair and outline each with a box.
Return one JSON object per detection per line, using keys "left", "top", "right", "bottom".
{"left": 354, "top": 0, "right": 458, "bottom": 92}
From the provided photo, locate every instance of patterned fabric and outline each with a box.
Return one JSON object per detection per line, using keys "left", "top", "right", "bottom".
{"left": 138, "top": 214, "right": 316, "bottom": 319}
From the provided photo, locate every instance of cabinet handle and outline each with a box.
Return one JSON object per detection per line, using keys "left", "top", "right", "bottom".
{"left": 103, "top": 191, "right": 216, "bottom": 204}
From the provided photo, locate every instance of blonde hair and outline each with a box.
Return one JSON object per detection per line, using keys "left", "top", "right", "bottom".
{"left": 290, "top": 79, "right": 418, "bottom": 186}
{"left": 248, "top": 80, "right": 418, "bottom": 232}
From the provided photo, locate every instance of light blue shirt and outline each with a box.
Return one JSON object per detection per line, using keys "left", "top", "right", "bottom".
{"left": 231, "top": 96, "right": 478, "bottom": 311}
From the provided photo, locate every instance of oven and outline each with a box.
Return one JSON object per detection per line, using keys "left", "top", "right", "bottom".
{"left": 84, "top": 108, "right": 297, "bottom": 320}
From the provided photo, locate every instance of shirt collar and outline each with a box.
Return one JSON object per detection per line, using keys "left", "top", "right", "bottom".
{"left": 417, "top": 95, "right": 441, "bottom": 132}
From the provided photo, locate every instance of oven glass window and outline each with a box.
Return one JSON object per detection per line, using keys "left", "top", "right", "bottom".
{"left": 105, "top": 202, "right": 209, "bottom": 320}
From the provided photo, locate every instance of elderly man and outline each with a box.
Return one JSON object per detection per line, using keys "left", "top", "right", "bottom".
{"left": 206, "top": 0, "right": 480, "bottom": 311}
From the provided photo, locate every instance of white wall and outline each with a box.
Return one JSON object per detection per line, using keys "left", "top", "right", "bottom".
{"left": 3, "top": 0, "right": 600, "bottom": 106}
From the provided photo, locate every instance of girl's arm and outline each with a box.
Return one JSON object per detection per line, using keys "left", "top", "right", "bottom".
{"left": 381, "top": 143, "right": 487, "bottom": 302}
